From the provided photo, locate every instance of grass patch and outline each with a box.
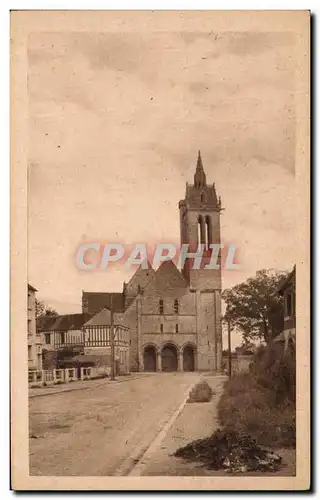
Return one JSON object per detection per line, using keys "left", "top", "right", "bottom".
{"left": 188, "top": 380, "right": 213, "bottom": 403}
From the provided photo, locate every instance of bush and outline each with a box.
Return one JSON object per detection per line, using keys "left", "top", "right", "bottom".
{"left": 250, "top": 343, "right": 296, "bottom": 404}
{"left": 217, "top": 345, "right": 296, "bottom": 448}
{"left": 188, "top": 380, "right": 213, "bottom": 403}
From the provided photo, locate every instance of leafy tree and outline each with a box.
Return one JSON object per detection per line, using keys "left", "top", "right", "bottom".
{"left": 235, "top": 341, "right": 256, "bottom": 355}
{"left": 35, "top": 298, "right": 45, "bottom": 318}
{"left": 222, "top": 269, "right": 288, "bottom": 344}
{"left": 35, "top": 298, "right": 58, "bottom": 318}
{"left": 44, "top": 307, "right": 58, "bottom": 316}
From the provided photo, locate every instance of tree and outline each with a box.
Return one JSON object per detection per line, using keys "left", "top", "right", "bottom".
{"left": 35, "top": 298, "right": 45, "bottom": 318}
{"left": 222, "top": 269, "right": 288, "bottom": 344}
{"left": 44, "top": 307, "right": 59, "bottom": 316}
{"left": 35, "top": 298, "right": 58, "bottom": 318}
{"left": 235, "top": 341, "right": 256, "bottom": 355}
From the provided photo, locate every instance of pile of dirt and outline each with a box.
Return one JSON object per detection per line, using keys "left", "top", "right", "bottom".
{"left": 173, "top": 428, "right": 282, "bottom": 473}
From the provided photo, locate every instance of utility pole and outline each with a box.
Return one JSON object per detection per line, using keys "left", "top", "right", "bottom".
{"left": 110, "top": 295, "right": 115, "bottom": 381}
{"left": 227, "top": 316, "right": 232, "bottom": 379}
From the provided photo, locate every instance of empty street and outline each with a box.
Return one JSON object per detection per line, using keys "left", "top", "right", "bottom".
{"left": 29, "top": 372, "right": 200, "bottom": 476}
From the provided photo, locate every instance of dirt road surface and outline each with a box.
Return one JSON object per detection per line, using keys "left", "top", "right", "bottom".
{"left": 29, "top": 372, "right": 200, "bottom": 476}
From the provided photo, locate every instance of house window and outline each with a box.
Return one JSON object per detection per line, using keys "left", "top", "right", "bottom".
{"left": 45, "top": 333, "right": 51, "bottom": 345}
{"left": 159, "top": 299, "right": 164, "bottom": 314}
{"left": 160, "top": 324, "right": 163, "bottom": 334}
{"left": 174, "top": 299, "right": 179, "bottom": 314}
{"left": 27, "top": 319, "right": 31, "bottom": 333}
{"left": 60, "top": 332, "right": 65, "bottom": 344}
{"left": 175, "top": 324, "right": 179, "bottom": 333}
{"left": 28, "top": 346, "right": 32, "bottom": 360}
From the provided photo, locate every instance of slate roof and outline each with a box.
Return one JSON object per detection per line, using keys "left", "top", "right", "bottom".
{"left": 82, "top": 292, "right": 125, "bottom": 314}
{"left": 37, "top": 313, "right": 93, "bottom": 332}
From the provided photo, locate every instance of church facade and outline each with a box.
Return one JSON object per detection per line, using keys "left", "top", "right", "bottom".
{"left": 82, "top": 152, "right": 223, "bottom": 372}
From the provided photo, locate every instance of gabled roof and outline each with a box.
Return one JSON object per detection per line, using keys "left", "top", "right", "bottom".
{"left": 83, "top": 308, "right": 112, "bottom": 327}
{"left": 146, "top": 260, "right": 188, "bottom": 296}
{"left": 37, "top": 313, "right": 93, "bottom": 332}
{"left": 125, "top": 260, "right": 155, "bottom": 295}
{"left": 28, "top": 283, "right": 37, "bottom": 292}
{"left": 82, "top": 292, "right": 125, "bottom": 314}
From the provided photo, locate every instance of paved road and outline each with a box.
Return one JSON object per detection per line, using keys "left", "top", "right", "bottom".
{"left": 29, "top": 372, "right": 200, "bottom": 476}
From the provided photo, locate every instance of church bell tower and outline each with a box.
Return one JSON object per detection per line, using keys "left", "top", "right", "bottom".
{"left": 178, "top": 151, "right": 223, "bottom": 371}
{"left": 179, "top": 151, "right": 222, "bottom": 291}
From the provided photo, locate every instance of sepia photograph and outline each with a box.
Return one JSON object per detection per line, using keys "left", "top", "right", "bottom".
{"left": 10, "top": 10, "right": 310, "bottom": 490}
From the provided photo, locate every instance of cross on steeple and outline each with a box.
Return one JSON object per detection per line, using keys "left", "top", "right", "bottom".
{"left": 194, "top": 150, "right": 207, "bottom": 188}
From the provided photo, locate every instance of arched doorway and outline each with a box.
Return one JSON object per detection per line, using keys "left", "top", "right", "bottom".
{"left": 183, "top": 344, "right": 195, "bottom": 371}
{"left": 161, "top": 344, "right": 178, "bottom": 372}
{"left": 143, "top": 345, "right": 157, "bottom": 372}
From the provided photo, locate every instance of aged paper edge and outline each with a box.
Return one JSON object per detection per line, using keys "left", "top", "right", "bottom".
{"left": 10, "top": 10, "right": 310, "bottom": 491}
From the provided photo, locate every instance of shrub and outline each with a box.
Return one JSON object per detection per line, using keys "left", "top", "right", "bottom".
{"left": 188, "top": 380, "right": 213, "bottom": 403}
{"left": 250, "top": 343, "right": 296, "bottom": 404}
{"left": 217, "top": 346, "right": 296, "bottom": 448}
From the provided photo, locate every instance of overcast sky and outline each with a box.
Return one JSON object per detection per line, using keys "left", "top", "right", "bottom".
{"left": 28, "top": 30, "right": 296, "bottom": 347}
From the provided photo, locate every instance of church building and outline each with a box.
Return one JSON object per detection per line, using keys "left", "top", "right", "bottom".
{"left": 82, "top": 152, "right": 223, "bottom": 372}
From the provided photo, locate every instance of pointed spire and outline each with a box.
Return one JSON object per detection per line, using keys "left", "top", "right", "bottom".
{"left": 194, "top": 150, "right": 207, "bottom": 188}
{"left": 197, "top": 150, "right": 204, "bottom": 170}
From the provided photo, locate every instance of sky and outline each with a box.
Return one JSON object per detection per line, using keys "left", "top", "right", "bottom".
{"left": 27, "top": 30, "right": 297, "bottom": 346}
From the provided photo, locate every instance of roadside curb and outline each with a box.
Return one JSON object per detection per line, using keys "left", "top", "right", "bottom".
{"left": 126, "top": 374, "right": 203, "bottom": 477}
{"left": 29, "top": 373, "right": 156, "bottom": 399}
{"left": 128, "top": 373, "right": 226, "bottom": 477}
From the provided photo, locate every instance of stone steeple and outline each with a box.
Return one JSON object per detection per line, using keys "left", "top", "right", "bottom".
{"left": 179, "top": 151, "right": 222, "bottom": 290}
{"left": 194, "top": 150, "right": 207, "bottom": 188}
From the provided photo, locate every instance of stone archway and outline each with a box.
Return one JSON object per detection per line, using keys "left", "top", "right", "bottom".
{"left": 161, "top": 343, "right": 178, "bottom": 372}
{"left": 143, "top": 345, "right": 157, "bottom": 372}
{"left": 183, "top": 344, "right": 195, "bottom": 372}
